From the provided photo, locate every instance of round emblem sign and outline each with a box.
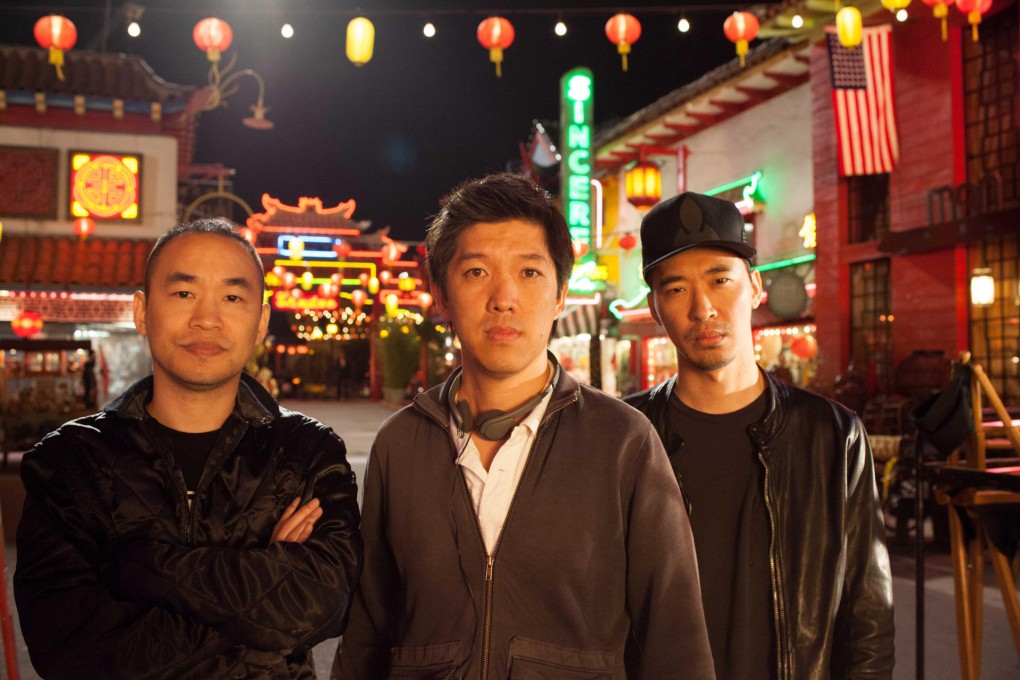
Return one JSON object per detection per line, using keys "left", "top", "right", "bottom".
{"left": 72, "top": 155, "right": 138, "bottom": 218}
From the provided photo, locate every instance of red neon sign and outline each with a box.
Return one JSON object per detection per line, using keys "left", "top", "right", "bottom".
{"left": 272, "top": 290, "right": 339, "bottom": 312}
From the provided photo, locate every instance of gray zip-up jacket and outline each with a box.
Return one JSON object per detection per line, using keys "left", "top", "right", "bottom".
{"left": 334, "top": 361, "right": 715, "bottom": 680}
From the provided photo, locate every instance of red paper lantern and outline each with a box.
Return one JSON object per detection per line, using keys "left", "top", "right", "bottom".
{"left": 193, "top": 17, "right": 233, "bottom": 63}
{"left": 618, "top": 233, "right": 638, "bottom": 252}
{"left": 477, "top": 17, "right": 515, "bottom": 77}
{"left": 333, "top": 241, "right": 352, "bottom": 259}
{"left": 955, "top": 0, "right": 992, "bottom": 41}
{"left": 379, "top": 270, "right": 392, "bottom": 285}
{"left": 34, "top": 15, "right": 77, "bottom": 81}
{"left": 11, "top": 310, "right": 43, "bottom": 339}
{"left": 605, "top": 14, "right": 641, "bottom": 72}
{"left": 724, "top": 12, "right": 760, "bottom": 67}
{"left": 351, "top": 289, "right": 367, "bottom": 307}
{"left": 790, "top": 335, "right": 818, "bottom": 360}
{"left": 281, "top": 271, "right": 296, "bottom": 288}
{"left": 72, "top": 217, "right": 95, "bottom": 240}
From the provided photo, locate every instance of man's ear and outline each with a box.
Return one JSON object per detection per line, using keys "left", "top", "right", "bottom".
{"left": 132, "top": 291, "right": 147, "bottom": 336}
{"left": 750, "top": 269, "right": 764, "bottom": 309}
{"left": 555, "top": 282, "right": 568, "bottom": 316}
{"left": 256, "top": 302, "right": 270, "bottom": 345}
{"left": 430, "top": 280, "right": 449, "bottom": 321}
{"left": 646, "top": 290, "right": 663, "bottom": 327}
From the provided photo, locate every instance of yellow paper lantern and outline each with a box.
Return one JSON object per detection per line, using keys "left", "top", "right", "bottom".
{"left": 624, "top": 161, "right": 662, "bottom": 210}
{"left": 880, "top": 0, "right": 912, "bottom": 10}
{"left": 368, "top": 277, "right": 380, "bottom": 294}
{"left": 346, "top": 17, "right": 375, "bottom": 66}
{"left": 288, "top": 237, "right": 305, "bottom": 259}
{"left": 385, "top": 293, "right": 399, "bottom": 317}
{"left": 836, "top": 7, "right": 863, "bottom": 48}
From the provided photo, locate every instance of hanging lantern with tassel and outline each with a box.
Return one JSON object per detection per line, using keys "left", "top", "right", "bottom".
{"left": 193, "top": 18, "right": 233, "bottom": 64}
{"left": 34, "top": 15, "right": 77, "bottom": 81}
{"left": 955, "top": 0, "right": 992, "bottom": 41}
{"left": 605, "top": 14, "right": 641, "bottom": 72}
{"left": 346, "top": 17, "right": 375, "bottom": 66}
{"left": 836, "top": 6, "right": 864, "bottom": 48}
{"left": 922, "top": 0, "right": 955, "bottom": 41}
{"left": 624, "top": 161, "right": 662, "bottom": 210}
{"left": 723, "top": 12, "right": 760, "bottom": 67}
{"left": 477, "top": 17, "right": 515, "bottom": 77}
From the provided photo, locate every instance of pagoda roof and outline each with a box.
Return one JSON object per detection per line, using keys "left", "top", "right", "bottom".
{"left": 0, "top": 45, "right": 195, "bottom": 112}
{"left": 0, "top": 234, "right": 153, "bottom": 290}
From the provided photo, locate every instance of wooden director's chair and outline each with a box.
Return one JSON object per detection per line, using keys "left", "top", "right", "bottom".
{"left": 932, "top": 353, "right": 1020, "bottom": 680}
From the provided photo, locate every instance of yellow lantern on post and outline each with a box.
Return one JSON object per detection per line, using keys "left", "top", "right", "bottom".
{"left": 346, "top": 17, "right": 375, "bottom": 66}
{"left": 625, "top": 161, "right": 662, "bottom": 210}
{"left": 836, "top": 6, "right": 863, "bottom": 48}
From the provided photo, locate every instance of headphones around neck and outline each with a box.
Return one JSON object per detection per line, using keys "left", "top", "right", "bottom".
{"left": 449, "top": 363, "right": 560, "bottom": 441}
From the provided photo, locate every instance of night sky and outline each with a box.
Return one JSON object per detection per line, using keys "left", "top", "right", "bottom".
{"left": 3, "top": 1, "right": 780, "bottom": 240}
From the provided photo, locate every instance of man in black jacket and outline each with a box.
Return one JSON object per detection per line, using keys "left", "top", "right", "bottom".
{"left": 625, "top": 192, "right": 894, "bottom": 680}
{"left": 15, "top": 219, "right": 363, "bottom": 679}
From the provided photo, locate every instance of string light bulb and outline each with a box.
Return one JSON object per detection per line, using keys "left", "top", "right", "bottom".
{"left": 281, "top": 23, "right": 294, "bottom": 39}
{"left": 127, "top": 21, "right": 141, "bottom": 37}
{"left": 677, "top": 17, "right": 691, "bottom": 33}
{"left": 423, "top": 22, "right": 436, "bottom": 38}
{"left": 555, "top": 21, "right": 567, "bottom": 36}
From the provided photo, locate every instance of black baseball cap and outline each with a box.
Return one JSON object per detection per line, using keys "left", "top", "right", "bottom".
{"left": 640, "top": 192, "right": 756, "bottom": 282}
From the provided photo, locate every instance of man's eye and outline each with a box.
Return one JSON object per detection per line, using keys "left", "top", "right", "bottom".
{"left": 466, "top": 268, "right": 484, "bottom": 278}
{"left": 174, "top": 291, "right": 192, "bottom": 299}
{"left": 522, "top": 268, "right": 541, "bottom": 278}
{"left": 715, "top": 277, "right": 731, "bottom": 285}
{"left": 225, "top": 295, "right": 242, "bottom": 303}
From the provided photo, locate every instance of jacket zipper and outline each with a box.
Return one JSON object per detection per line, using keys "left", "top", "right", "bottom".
{"left": 759, "top": 447, "right": 788, "bottom": 680}
{"left": 481, "top": 554, "right": 494, "bottom": 680}
{"left": 466, "top": 397, "right": 575, "bottom": 680}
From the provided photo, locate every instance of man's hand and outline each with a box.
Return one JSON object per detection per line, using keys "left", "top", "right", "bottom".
{"left": 270, "top": 497, "right": 323, "bottom": 544}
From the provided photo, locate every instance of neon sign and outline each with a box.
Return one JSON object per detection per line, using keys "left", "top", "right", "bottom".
{"left": 560, "top": 67, "right": 599, "bottom": 294}
{"left": 69, "top": 152, "right": 141, "bottom": 220}
{"left": 272, "top": 290, "right": 339, "bottom": 312}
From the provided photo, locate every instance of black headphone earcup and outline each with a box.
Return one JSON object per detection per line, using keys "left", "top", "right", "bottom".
{"left": 476, "top": 410, "right": 515, "bottom": 441}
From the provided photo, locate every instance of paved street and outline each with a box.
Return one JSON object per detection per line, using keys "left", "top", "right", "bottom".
{"left": 3, "top": 397, "right": 1018, "bottom": 679}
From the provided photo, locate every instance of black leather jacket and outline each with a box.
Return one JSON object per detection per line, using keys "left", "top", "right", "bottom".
{"left": 625, "top": 372, "right": 894, "bottom": 680}
{"left": 15, "top": 373, "right": 363, "bottom": 679}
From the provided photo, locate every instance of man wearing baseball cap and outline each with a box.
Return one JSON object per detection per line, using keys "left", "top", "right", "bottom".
{"left": 625, "top": 192, "right": 894, "bottom": 680}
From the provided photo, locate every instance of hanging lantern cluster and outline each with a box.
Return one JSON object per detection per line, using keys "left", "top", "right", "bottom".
{"left": 477, "top": 16, "right": 515, "bottom": 77}
{"left": 12, "top": 310, "right": 44, "bottom": 339}
{"left": 347, "top": 17, "right": 375, "bottom": 66}
{"left": 723, "top": 11, "right": 759, "bottom": 67}
{"left": 34, "top": 15, "right": 77, "bottom": 81}
{"left": 605, "top": 14, "right": 641, "bottom": 72}
{"left": 835, "top": 6, "right": 864, "bottom": 48}
{"left": 956, "top": 0, "right": 992, "bottom": 41}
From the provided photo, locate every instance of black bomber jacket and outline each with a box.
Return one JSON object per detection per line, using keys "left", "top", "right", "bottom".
{"left": 14, "top": 373, "right": 363, "bottom": 679}
{"left": 625, "top": 371, "right": 895, "bottom": 680}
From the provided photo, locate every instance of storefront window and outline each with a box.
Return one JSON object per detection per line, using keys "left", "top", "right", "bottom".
{"left": 549, "top": 334, "right": 592, "bottom": 385}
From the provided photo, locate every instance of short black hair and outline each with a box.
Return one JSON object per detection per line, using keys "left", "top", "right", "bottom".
{"left": 425, "top": 173, "right": 574, "bottom": 298}
{"left": 144, "top": 218, "right": 264, "bottom": 296}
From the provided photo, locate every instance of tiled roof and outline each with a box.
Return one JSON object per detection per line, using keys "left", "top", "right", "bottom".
{"left": 0, "top": 45, "right": 194, "bottom": 106}
{"left": 0, "top": 234, "right": 153, "bottom": 289}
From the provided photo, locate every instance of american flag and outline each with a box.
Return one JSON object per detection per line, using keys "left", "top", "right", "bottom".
{"left": 827, "top": 25, "right": 899, "bottom": 176}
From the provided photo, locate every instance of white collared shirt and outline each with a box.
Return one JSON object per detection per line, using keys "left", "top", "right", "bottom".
{"left": 451, "top": 390, "right": 552, "bottom": 554}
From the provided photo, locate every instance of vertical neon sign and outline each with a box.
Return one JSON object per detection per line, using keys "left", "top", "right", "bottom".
{"left": 560, "top": 67, "right": 595, "bottom": 293}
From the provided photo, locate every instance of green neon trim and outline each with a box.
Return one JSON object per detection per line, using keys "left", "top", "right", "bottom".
{"left": 609, "top": 285, "right": 650, "bottom": 320}
{"left": 704, "top": 170, "right": 764, "bottom": 202}
{"left": 753, "top": 253, "right": 816, "bottom": 273}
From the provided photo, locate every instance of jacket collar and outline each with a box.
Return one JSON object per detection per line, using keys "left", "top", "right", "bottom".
{"left": 105, "top": 371, "right": 279, "bottom": 426}
{"left": 417, "top": 350, "right": 580, "bottom": 431}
